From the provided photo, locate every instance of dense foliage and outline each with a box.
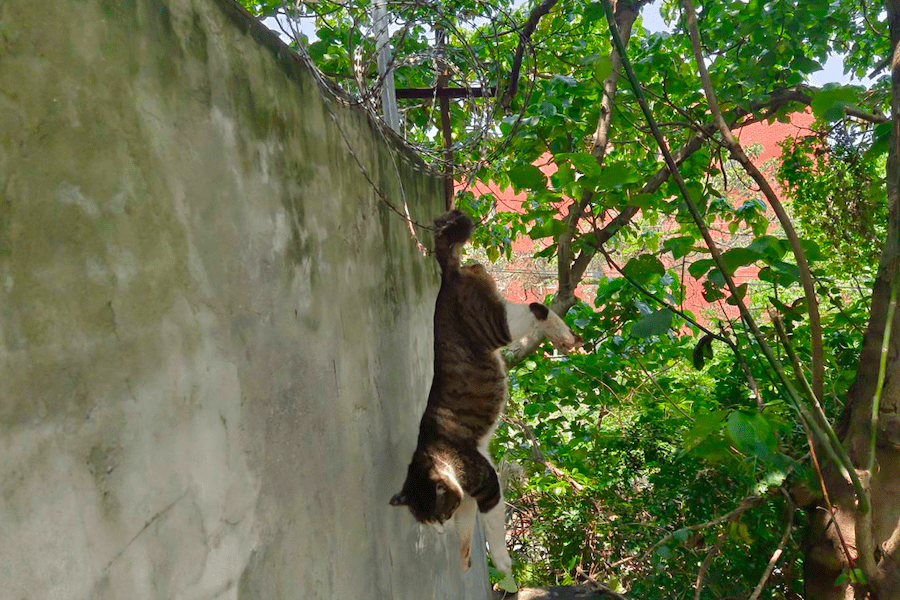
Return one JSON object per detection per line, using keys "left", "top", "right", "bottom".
{"left": 240, "top": 0, "right": 898, "bottom": 597}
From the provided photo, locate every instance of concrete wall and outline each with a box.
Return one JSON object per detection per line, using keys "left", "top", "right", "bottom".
{"left": 0, "top": 1, "right": 490, "bottom": 598}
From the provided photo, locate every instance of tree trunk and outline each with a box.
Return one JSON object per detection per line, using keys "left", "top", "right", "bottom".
{"left": 803, "top": 2, "right": 900, "bottom": 597}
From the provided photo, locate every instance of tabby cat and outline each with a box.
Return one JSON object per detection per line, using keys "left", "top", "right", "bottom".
{"left": 390, "top": 210, "right": 580, "bottom": 575}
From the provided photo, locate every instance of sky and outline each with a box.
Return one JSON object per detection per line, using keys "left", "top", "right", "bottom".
{"left": 639, "top": 1, "right": 857, "bottom": 87}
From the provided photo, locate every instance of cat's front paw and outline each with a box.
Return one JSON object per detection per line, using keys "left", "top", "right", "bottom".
{"left": 545, "top": 315, "right": 582, "bottom": 353}
{"left": 490, "top": 546, "right": 513, "bottom": 576}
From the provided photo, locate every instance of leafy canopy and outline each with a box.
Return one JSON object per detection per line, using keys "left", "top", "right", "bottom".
{"left": 240, "top": 0, "right": 891, "bottom": 596}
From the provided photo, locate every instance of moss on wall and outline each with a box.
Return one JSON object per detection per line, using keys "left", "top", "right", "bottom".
{"left": 0, "top": 0, "right": 488, "bottom": 598}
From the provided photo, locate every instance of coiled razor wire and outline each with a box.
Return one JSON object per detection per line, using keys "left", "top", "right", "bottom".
{"left": 259, "top": 0, "right": 537, "bottom": 188}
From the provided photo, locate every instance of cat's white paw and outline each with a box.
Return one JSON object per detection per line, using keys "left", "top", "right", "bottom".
{"left": 490, "top": 546, "right": 513, "bottom": 576}
{"left": 544, "top": 315, "right": 581, "bottom": 353}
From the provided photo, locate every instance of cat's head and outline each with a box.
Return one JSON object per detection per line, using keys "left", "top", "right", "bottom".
{"left": 390, "top": 453, "right": 461, "bottom": 524}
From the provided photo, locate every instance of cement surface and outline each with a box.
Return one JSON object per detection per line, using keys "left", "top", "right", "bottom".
{"left": 0, "top": 0, "right": 488, "bottom": 598}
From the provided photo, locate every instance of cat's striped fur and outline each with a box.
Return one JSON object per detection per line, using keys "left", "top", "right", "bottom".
{"left": 390, "top": 210, "right": 580, "bottom": 575}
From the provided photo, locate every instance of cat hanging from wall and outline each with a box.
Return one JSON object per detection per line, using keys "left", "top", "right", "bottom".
{"left": 390, "top": 209, "right": 580, "bottom": 575}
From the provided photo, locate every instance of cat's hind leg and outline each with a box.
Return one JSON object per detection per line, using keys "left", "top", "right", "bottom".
{"left": 454, "top": 495, "right": 478, "bottom": 571}
{"left": 480, "top": 492, "right": 512, "bottom": 575}
{"left": 504, "top": 302, "right": 581, "bottom": 352}
{"left": 457, "top": 448, "right": 512, "bottom": 574}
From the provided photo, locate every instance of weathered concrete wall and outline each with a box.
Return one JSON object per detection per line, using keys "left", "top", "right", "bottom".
{"left": 0, "top": 1, "right": 491, "bottom": 598}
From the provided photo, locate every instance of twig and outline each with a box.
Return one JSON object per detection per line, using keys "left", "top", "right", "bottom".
{"left": 576, "top": 566, "right": 630, "bottom": 600}
{"left": 681, "top": 0, "right": 825, "bottom": 404}
{"left": 771, "top": 316, "right": 860, "bottom": 490}
{"left": 505, "top": 417, "right": 585, "bottom": 492}
{"left": 747, "top": 488, "right": 795, "bottom": 600}
{"left": 866, "top": 281, "right": 897, "bottom": 477}
{"left": 604, "top": 0, "right": 864, "bottom": 515}
{"left": 599, "top": 0, "right": 873, "bottom": 551}
{"left": 856, "top": 280, "right": 898, "bottom": 579}
{"left": 798, "top": 404, "right": 856, "bottom": 568}
{"left": 596, "top": 244, "right": 729, "bottom": 346}
{"left": 501, "top": 0, "right": 559, "bottom": 109}
{"left": 612, "top": 495, "right": 763, "bottom": 569}
{"left": 633, "top": 354, "right": 695, "bottom": 422}
{"left": 694, "top": 526, "right": 729, "bottom": 600}
{"left": 595, "top": 197, "right": 762, "bottom": 412}
{"left": 844, "top": 105, "right": 890, "bottom": 124}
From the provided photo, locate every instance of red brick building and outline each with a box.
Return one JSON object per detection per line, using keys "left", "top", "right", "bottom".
{"left": 468, "top": 112, "right": 815, "bottom": 320}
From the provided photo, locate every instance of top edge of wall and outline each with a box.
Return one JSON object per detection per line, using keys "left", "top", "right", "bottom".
{"left": 212, "top": 0, "right": 432, "bottom": 173}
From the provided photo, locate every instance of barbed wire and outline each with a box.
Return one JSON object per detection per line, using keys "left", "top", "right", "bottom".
{"left": 261, "top": 0, "right": 536, "bottom": 186}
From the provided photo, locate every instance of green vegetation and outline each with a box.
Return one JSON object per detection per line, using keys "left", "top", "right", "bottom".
{"left": 240, "top": 1, "right": 900, "bottom": 597}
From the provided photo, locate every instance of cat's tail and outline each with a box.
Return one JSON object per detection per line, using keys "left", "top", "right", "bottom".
{"left": 433, "top": 210, "right": 474, "bottom": 272}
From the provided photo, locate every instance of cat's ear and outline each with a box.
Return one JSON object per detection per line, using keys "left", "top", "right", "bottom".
{"left": 389, "top": 493, "right": 408, "bottom": 506}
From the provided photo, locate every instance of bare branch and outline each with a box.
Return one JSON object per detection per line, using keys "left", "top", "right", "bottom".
{"left": 694, "top": 527, "right": 729, "bottom": 600}
{"left": 682, "top": 0, "right": 825, "bottom": 404}
{"left": 500, "top": 0, "right": 559, "bottom": 110}
{"left": 505, "top": 417, "right": 585, "bottom": 492}
{"left": 747, "top": 489, "right": 795, "bottom": 600}
{"left": 845, "top": 105, "right": 890, "bottom": 124}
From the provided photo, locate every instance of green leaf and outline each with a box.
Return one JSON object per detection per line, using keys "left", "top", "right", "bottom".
{"left": 629, "top": 193, "right": 659, "bottom": 210}
{"left": 622, "top": 254, "right": 665, "bottom": 284}
{"left": 593, "top": 56, "right": 613, "bottom": 82}
{"left": 498, "top": 573, "right": 518, "bottom": 593}
{"left": 523, "top": 402, "right": 541, "bottom": 416}
{"left": 663, "top": 235, "right": 695, "bottom": 259}
{"left": 594, "top": 162, "right": 637, "bottom": 190}
{"left": 811, "top": 85, "right": 861, "bottom": 122}
{"left": 725, "top": 283, "right": 749, "bottom": 306}
{"left": 507, "top": 165, "right": 547, "bottom": 192}
{"left": 701, "top": 280, "right": 726, "bottom": 302}
{"left": 559, "top": 152, "right": 603, "bottom": 178}
{"left": 707, "top": 268, "right": 726, "bottom": 287}
{"left": 770, "top": 260, "right": 801, "bottom": 282}
{"left": 748, "top": 235, "right": 788, "bottom": 261}
{"left": 726, "top": 411, "right": 775, "bottom": 457}
{"left": 721, "top": 248, "right": 762, "bottom": 274}
{"left": 551, "top": 74, "right": 577, "bottom": 87}
{"left": 631, "top": 309, "right": 673, "bottom": 339}
{"left": 688, "top": 259, "right": 716, "bottom": 279}
{"left": 527, "top": 218, "right": 567, "bottom": 240}
{"left": 792, "top": 56, "right": 821, "bottom": 74}
{"left": 538, "top": 100, "right": 558, "bottom": 118}
{"left": 799, "top": 239, "right": 824, "bottom": 263}
{"left": 582, "top": 1, "right": 604, "bottom": 23}
{"left": 684, "top": 410, "right": 727, "bottom": 451}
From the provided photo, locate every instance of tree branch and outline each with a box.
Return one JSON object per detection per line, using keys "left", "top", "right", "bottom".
{"left": 682, "top": 0, "right": 825, "bottom": 404}
{"left": 747, "top": 489, "right": 795, "bottom": 600}
{"left": 506, "top": 82, "right": 814, "bottom": 368}
{"left": 500, "top": 0, "right": 559, "bottom": 110}
{"left": 694, "top": 526, "right": 729, "bottom": 600}
{"left": 612, "top": 495, "right": 763, "bottom": 570}
{"left": 506, "top": 417, "right": 585, "bottom": 492}
{"left": 600, "top": 3, "right": 872, "bottom": 542}
{"left": 557, "top": 2, "right": 642, "bottom": 310}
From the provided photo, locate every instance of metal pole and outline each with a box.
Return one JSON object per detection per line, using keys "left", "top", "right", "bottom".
{"left": 373, "top": 0, "right": 399, "bottom": 131}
